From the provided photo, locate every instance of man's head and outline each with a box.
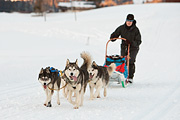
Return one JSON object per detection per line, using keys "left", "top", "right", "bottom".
{"left": 126, "top": 14, "right": 134, "bottom": 27}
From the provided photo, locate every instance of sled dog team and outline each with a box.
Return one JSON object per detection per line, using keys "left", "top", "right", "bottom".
{"left": 38, "top": 52, "right": 116, "bottom": 109}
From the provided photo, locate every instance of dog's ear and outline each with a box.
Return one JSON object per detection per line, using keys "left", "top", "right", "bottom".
{"left": 46, "top": 69, "right": 50, "bottom": 74}
{"left": 40, "top": 68, "right": 43, "bottom": 74}
{"left": 75, "top": 59, "right": 78, "bottom": 66}
{"left": 66, "top": 59, "right": 70, "bottom": 66}
{"left": 92, "top": 61, "right": 98, "bottom": 69}
{"left": 92, "top": 61, "right": 97, "bottom": 66}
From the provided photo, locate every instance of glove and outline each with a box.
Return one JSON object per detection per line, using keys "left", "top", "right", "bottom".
{"left": 110, "top": 34, "right": 116, "bottom": 42}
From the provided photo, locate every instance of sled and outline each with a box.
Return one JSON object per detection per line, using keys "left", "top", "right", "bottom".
{"left": 104, "top": 38, "right": 130, "bottom": 88}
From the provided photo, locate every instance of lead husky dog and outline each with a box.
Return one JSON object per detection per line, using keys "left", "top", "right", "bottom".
{"left": 38, "top": 67, "right": 61, "bottom": 107}
{"left": 63, "top": 52, "right": 91, "bottom": 109}
{"left": 88, "top": 61, "right": 116, "bottom": 100}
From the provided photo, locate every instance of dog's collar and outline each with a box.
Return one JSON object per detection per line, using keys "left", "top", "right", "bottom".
{"left": 67, "top": 82, "right": 78, "bottom": 89}
{"left": 72, "top": 84, "right": 77, "bottom": 88}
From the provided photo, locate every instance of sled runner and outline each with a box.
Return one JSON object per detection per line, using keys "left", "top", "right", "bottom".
{"left": 104, "top": 38, "right": 130, "bottom": 88}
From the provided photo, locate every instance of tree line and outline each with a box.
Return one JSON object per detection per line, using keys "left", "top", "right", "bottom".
{"left": 0, "top": 0, "right": 110, "bottom": 13}
{"left": 0, "top": 0, "right": 58, "bottom": 13}
{"left": 0, "top": 0, "right": 33, "bottom": 13}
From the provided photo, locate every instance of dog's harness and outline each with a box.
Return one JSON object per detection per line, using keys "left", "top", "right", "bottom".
{"left": 67, "top": 79, "right": 78, "bottom": 89}
{"left": 46, "top": 67, "right": 67, "bottom": 90}
{"left": 49, "top": 67, "right": 62, "bottom": 76}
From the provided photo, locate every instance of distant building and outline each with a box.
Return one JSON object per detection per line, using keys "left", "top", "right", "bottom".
{"left": 99, "top": 0, "right": 134, "bottom": 7}
{"left": 118, "top": 0, "right": 133, "bottom": 5}
{"left": 58, "top": 1, "right": 96, "bottom": 12}
{"left": 100, "top": 0, "right": 117, "bottom": 7}
{"left": 146, "top": 0, "right": 180, "bottom": 3}
{"left": 165, "top": 0, "right": 180, "bottom": 2}
{"left": 33, "top": 0, "right": 59, "bottom": 12}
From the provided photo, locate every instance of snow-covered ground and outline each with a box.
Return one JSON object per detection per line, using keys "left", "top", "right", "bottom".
{"left": 0, "top": 3, "right": 180, "bottom": 120}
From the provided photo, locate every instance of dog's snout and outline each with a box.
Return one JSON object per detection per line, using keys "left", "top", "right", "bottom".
{"left": 44, "top": 83, "right": 46, "bottom": 86}
{"left": 70, "top": 73, "right": 73, "bottom": 76}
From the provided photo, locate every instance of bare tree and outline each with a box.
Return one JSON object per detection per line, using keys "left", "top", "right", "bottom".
{"left": 34, "top": 0, "right": 47, "bottom": 15}
{"left": 88, "top": 0, "right": 101, "bottom": 8}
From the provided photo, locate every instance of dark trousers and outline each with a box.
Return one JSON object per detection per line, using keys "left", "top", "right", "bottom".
{"left": 129, "top": 48, "right": 139, "bottom": 79}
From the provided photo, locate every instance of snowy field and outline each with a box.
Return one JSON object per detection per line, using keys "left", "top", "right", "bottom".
{"left": 0, "top": 3, "right": 180, "bottom": 120}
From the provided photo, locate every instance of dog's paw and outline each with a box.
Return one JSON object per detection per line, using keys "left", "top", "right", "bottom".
{"left": 44, "top": 103, "right": 52, "bottom": 107}
{"left": 47, "top": 104, "right": 52, "bottom": 107}
{"left": 46, "top": 102, "right": 52, "bottom": 107}
{"left": 97, "top": 95, "right": 101, "bottom": 98}
{"left": 57, "top": 101, "right": 60, "bottom": 105}
{"left": 89, "top": 97, "right": 94, "bottom": 100}
{"left": 44, "top": 101, "right": 48, "bottom": 106}
{"left": 73, "top": 106, "right": 79, "bottom": 109}
{"left": 93, "top": 94, "right": 98, "bottom": 98}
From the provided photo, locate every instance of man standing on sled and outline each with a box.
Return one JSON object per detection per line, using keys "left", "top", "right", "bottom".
{"left": 110, "top": 14, "right": 142, "bottom": 83}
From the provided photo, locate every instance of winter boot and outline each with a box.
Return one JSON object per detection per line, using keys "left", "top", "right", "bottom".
{"left": 128, "top": 78, "right": 133, "bottom": 83}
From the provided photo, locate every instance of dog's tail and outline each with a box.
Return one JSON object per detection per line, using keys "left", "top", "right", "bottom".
{"left": 80, "top": 51, "right": 92, "bottom": 70}
{"left": 107, "top": 63, "right": 116, "bottom": 76}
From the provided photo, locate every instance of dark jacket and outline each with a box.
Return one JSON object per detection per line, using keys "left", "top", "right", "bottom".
{"left": 110, "top": 20, "right": 142, "bottom": 56}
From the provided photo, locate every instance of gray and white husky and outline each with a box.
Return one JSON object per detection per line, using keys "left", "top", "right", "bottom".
{"left": 88, "top": 61, "right": 116, "bottom": 100}
{"left": 63, "top": 52, "right": 91, "bottom": 109}
{"left": 38, "top": 67, "right": 61, "bottom": 107}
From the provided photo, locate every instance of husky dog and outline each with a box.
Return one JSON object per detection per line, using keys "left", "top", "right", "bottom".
{"left": 38, "top": 67, "right": 61, "bottom": 107}
{"left": 63, "top": 52, "right": 91, "bottom": 109}
{"left": 88, "top": 61, "right": 116, "bottom": 100}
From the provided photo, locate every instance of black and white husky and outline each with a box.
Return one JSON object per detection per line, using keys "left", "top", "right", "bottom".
{"left": 38, "top": 67, "right": 61, "bottom": 107}
{"left": 63, "top": 52, "right": 91, "bottom": 109}
{"left": 88, "top": 61, "right": 116, "bottom": 100}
